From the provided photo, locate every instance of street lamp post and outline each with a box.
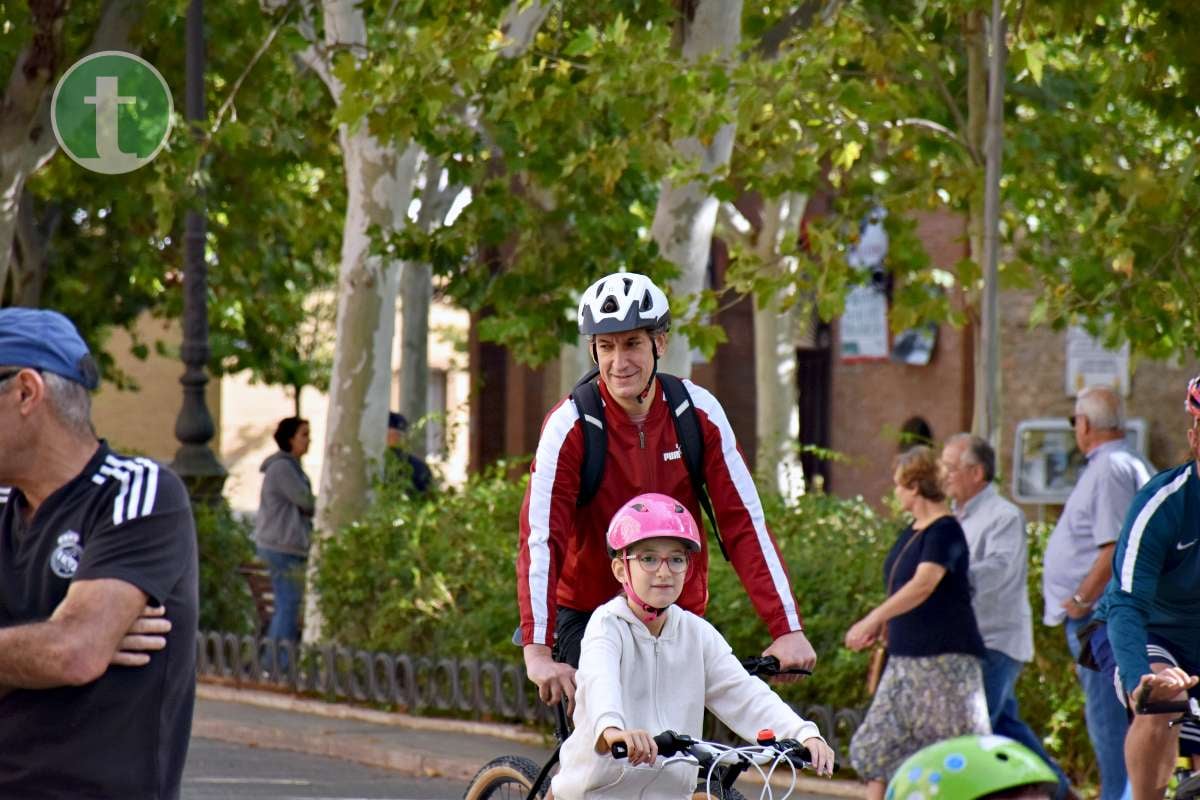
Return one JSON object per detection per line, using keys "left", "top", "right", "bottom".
{"left": 171, "top": 0, "right": 226, "bottom": 500}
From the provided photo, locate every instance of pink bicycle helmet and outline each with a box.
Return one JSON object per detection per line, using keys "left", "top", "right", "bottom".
{"left": 606, "top": 493, "right": 702, "bottom": 555}
{"left": 606, "top": 493, "right": 702, "bottom": 623}
{"left": 1187, "top": 375, "right": 1200, "bottom": 420}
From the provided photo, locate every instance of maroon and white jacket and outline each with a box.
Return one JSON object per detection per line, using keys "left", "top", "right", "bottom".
{"left": 517, "top": 377, "right": 804, "bottom": 647}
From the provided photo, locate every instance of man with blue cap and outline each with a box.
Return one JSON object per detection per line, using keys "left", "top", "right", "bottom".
{"left": 387, "top": 410, "right": 433, "bottom": 494}
{"left": 0, "top": 308, "right": 199, "bottom": 799}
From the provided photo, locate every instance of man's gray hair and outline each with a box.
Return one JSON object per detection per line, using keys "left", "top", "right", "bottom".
{"left": 42, "top": 371, "right": 94, "bottom": 437}
{"left": 947, "top": 432, "right": 996, "bottom": 483}
{"left": 1076, "top": 386, "right": 1123, "bottom": 431}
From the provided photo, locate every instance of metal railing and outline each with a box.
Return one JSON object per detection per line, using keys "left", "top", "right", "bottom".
{"left": 195, "top": 631, "right": 865, "bottom": 756}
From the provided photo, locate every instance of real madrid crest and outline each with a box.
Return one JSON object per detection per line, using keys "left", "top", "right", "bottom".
{"left": 49, "top": 530, "right": 83, "bottom": 579}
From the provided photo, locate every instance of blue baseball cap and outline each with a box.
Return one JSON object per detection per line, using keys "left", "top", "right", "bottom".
{"left": 0, "top": 308, "right": 99, "bottom": 390}
{"left": 388, "top": 411, "right": 408, "bottom": 432}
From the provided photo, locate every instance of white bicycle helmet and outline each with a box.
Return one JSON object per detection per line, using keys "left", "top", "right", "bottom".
{"left": 577, "top": 273, "right": 671, "bottom": 336}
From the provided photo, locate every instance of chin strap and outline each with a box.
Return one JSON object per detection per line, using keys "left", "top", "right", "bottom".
{"left": 636, "top": 339, "right": 660, "bottom": 405}
{"left": 622, "top": 554, "right": 666, "bottom": 623}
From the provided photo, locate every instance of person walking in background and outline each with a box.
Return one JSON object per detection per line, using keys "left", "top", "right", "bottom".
{"left": 845, "top": 445, "right": 990, "bottom": 799}
{"left": 254, "top": 416, "right": 314, "bottom": 668}
{"left": 386, "top": 411, "right": 433, "bottom": 495}
{"left": 1043, "top": 386, "right": 1152, "bottom": 800}
{"left": 942, "top": 433, "right": 1072, "bottom": 799}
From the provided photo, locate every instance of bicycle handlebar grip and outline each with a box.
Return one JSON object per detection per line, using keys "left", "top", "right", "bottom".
{"left": 740, "top": 655, "right": 813, "bottom": 678}
{"left": 1136, "top": 696, "right": 1191, "bottom": 715}
{"left": 610, "top": 730, "right": 691, "bottom": 760}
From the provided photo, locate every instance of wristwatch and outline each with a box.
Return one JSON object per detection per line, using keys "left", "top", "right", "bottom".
{"left": 1070, "top": 593, "right": 1093, "bottom": 609}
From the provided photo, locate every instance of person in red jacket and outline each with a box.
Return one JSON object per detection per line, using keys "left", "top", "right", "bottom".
{"left": 517, "top": 272, "right": 816, "bottom": 712}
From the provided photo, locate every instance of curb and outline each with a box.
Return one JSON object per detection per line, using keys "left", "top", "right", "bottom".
{"left": 196, "top": 682, "right": 549, "bottom": 747}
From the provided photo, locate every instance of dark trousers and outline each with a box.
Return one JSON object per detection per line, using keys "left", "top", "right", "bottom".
{"left": 552, "top": 606, "right": 593, "bottom": 669}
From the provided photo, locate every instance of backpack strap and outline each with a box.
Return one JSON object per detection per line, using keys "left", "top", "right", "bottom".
{"left": 659, "top": 374, "right": 729, "bottom": 561}
{"left": 570, "top": 366, "right": 606, "bottom": 507}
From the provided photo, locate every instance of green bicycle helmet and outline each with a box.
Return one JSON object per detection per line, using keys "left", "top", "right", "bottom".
{"left": 885, "top": 735, "right": 1058, "bottom": 800}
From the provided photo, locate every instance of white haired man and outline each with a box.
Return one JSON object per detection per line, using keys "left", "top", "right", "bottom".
{"left": 1043, "top": 386, "right": 1152, "bottom": 800}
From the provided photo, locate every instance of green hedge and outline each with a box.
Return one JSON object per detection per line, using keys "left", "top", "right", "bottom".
{"left": 315, "top": 459, "right": 528, "bottom": 660}
{"left": 194, "top": 500, "right": 256, "bottom": 634}
{"left": 313, "top": 472, "right": 1092, "bottom": 786}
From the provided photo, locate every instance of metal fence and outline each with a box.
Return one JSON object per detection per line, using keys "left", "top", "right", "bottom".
{"left": 195, "top": 631, "right": 865, "bottom": 756}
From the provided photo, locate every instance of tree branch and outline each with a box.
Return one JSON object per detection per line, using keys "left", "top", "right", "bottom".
{"left": 892, "top": 117, "right": 970, "bottom": 152}
{"left": 893, "top": 18, "right": 977, "bottom": 164}
{"left": 500, "top": 1, "right": 552, "bottom": 58}
{"left": 755, "top": 0, "right": 839, "bottom": 58}
{"left": 292, "top": 0, "right": 338, "bottom": 97}
{"left": 212, "top": 1, "right": 297, "bottom": 136}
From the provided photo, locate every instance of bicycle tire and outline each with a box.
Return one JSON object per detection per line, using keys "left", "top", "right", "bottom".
{"left": 463, "top": 755, "right": 547, "bottom": 800}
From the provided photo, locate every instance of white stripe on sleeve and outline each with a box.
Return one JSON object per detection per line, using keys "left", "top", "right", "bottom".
{"left": 103, "top": 455, "right": 162, "bottom": 521}
{"left": 1120, "top": 470, "right": 1190, "bottom": 592}
{"left": 136, "top": 457, "right": 160, "bottom": 516}
{"left": 526, "top": 401, "right": 581, "bottom": 645}
{"left": 685, "top": 380, "right": 802, "bottom": 631}
{"left": 99, "top": 464, "right": 131, "bottom": 525}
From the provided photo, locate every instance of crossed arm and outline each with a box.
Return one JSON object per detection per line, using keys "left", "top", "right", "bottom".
{"left": 0, "top": 578, "right": 164, "bottom": 690}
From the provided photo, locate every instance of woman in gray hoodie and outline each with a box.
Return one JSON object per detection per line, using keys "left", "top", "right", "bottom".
{"left": 254, "top": 417, "right": 314, "bottom": 664}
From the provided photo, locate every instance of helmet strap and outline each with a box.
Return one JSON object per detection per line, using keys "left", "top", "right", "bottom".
{"left": 636, "top": 336, "right": 659, "bottom": 405}
{"left": 621, "top": 554, "right": 666, "bottom": 623}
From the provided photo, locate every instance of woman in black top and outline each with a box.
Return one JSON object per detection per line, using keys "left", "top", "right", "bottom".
{"left": 844, "top": 446, "right": 989, "bottom": 800}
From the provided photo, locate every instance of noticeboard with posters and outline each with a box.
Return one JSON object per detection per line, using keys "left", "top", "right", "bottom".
{"left": 1012, "top": 417, "right": 1149, "bottom": 505}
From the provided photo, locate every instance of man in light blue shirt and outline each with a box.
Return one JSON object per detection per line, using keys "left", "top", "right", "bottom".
{"left": 1043, "top": 386, "right": 1153, "bottom": 800}
{"left": 943, "top": 434, "right": 1069, "bottom": 799}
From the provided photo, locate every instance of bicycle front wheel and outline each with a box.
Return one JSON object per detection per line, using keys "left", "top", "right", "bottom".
{"left": 463, "top": 755, "right": 546, "bottom": 800}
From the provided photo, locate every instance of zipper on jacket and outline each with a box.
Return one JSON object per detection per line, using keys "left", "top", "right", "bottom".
{"left": 653, "top": 637, "right": 663, "bottom": 731}
{"left": 638, "top": 426, "right": 645, "bottom": 449}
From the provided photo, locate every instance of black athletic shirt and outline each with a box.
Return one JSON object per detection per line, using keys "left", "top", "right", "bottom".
{"left": 882, "top": 515, "right": 986, "bottom": 658}
{"left": 0, "top": 442, "right": 198, "bottom": 799}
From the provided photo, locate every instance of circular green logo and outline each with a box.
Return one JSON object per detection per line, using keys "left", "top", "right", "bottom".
{"left": 51, "top": 51, "right": 173, "bottom": 175}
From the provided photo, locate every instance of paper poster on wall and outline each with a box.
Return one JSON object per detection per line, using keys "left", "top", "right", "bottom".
{"left": 1065, "top": 326, "right": 1129, "bottom": 397}
{"left": 841, "top": 285, "right": 889, "bottom": 361}
{"left": 840, "top": 207, "right": 890, "bottom": 363}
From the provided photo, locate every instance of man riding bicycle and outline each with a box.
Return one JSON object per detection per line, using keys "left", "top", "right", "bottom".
{"left": 516, "top": 272, "right": 816, "bottom": 711}
{"left": 1096, "top": 375, "right": 1200, "bottom": 800}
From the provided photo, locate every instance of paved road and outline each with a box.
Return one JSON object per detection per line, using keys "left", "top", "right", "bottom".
{"left": 183, "top": 738, "right": 465, "bottom": 799}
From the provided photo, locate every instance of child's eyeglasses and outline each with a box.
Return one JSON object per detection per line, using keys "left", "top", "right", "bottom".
{"left": 630, "top": 554, "right": 689, "bottom": 574}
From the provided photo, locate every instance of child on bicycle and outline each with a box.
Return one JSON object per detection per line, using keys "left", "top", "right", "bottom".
{"left": 549, "top": 493, "right": 836, "bottom": 799}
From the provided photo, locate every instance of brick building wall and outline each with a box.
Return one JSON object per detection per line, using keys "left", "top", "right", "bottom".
{"left": 999, "top": 289, "right": 1200, "bottom": 501}
{"left": 826, "top": 212, "right": 974, "bottom": 505}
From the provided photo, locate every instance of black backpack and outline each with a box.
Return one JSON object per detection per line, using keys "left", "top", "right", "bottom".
{"left": 570, "top": 367, "right": 729, "bottom": 560}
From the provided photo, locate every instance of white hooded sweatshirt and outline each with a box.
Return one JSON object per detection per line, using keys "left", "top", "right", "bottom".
{"left": 550, "top": 596, "right": 824, "bottom": 800}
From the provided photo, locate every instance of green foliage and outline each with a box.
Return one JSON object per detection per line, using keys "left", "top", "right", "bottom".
{"left": 706, "top": 489, "right": 895, "bottom": 711}
{"left": 193, "top": 501, "right": 256, "bottom": 634}
{"left": 10, "top": 0, "right": 342, "bottom": 397}
{"left": 315, "top": 460, "right": 529, "bottom": 659}
{"left": 1019, "top": 520, "right": 1093, "bottom": 791}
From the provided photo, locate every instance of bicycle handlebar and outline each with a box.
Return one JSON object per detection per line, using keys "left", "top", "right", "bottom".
{"left": 610, "top": 729, "right": 815, "bottom": 767}
{"left": 740, "top": 655, "right": 812, "bottom": 678}
{"left": 1135, "top": 694, "right": 1200, "bottom": 717}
